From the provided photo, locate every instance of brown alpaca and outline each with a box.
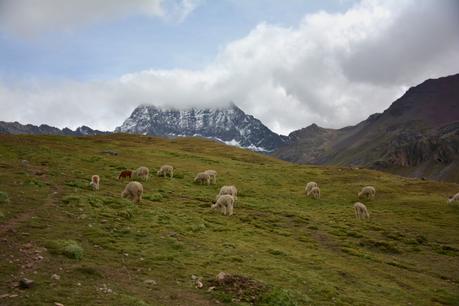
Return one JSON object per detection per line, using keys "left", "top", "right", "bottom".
{"left": 118, "top": 170, "right": 132, "bottom": 180}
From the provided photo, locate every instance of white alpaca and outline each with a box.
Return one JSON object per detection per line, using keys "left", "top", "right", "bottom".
{"left": 217, "top": 185, "right": 238, "bottom": 201}
{"left": 121, "top": 181, "right": 144, "bottom": 203}
{"left": 309, "top": 186, "right": 320, "bottom": 199}
{"left": 305, "top": 182, "right": 318, "bottom": 195}
{"left": 194, "top": 172, "right": 210, "bottom": 185}
{"left": 358, "top": 186, "right": 376, "bottom": 200}
{"left": 354, "top": 202, "right": 370, "bottom": 220}
{"left": 89, "top": 175, "right": 100, "bottom": 190}
{"left": 157, "top": 165, "right": 174, "bottom": 178}
{"left": 212, "top": 195, "right": 235, "bottom": 216}
{"left": 204, "top": 170, "right": 217, "bottom": 184}
{"left": 447, "top": 192, "right": 459, "bottom": 204}
{"left": 134, "top": 166, "right": 150, "bottom": 181}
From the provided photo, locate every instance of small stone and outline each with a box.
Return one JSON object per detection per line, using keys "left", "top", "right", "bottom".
{"left": 77, "top": 282, "right": 81, "bottom": 286}
{"left": 216, "top": 272, "right": 228, "bottom": 282}
{"left": 207, "top": 286, "right": 216, "bottom": 292}
{"left": 36, "top": 255, "right": 44, "bottom": 261}
{"left": 144, "top": 279, "right": 157, "bottom": 285}
{"left": 123, "top": 253, "right": 128, "bottom": 257}
{"left": 51, "top": 274, "right": 60, "bottom": 281}
{"left": 196, "top": 279, "right": 203, "bottom": 289}
{"left": 19, "top": 278, "right": 34, "bottom": 289}
{"left": 55, "top": 303, "right": 64, "bottom": 306}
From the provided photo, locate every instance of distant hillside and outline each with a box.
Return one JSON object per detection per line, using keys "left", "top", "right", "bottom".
{"left": 0, "top": 121, "right": 109, "bottom": 136}
{"left": 274, "top": 74, "right": 459, "bottom": 182}
{"left": 115, "top": 103, "right": 288, "bottom": 152}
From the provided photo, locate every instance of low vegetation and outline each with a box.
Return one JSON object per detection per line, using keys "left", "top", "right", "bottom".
{"left": 0, "top": 134, "right": 458, "bottom": 305}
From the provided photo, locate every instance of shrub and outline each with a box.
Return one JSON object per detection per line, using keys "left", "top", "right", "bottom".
{"left": 47, "top": 239, "right": 84, "bottom": 260}
{"left": 143, "top": 193, "right": 163, "bottom": 202}
{"left": 261, "top": 288, "right": 301, "bottom": 306}
{"left": 0, "top": 191, "right": 9, "bottom": 204}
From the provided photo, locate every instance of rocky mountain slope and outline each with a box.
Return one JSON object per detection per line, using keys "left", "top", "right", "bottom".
{"left": 115, "top": 103, "right": 288, "bottom": 152}
{"left": 274, "top": 74, "right": 459, "bottom": 182}
{"left": 0, "top": 121, "right": 108, "bottom": 136}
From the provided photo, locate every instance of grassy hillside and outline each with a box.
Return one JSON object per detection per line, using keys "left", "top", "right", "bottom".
{"left": 0, "top": 134, "right": 458, "bottom": 306}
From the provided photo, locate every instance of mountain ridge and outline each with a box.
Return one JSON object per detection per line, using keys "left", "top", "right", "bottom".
{"left": 274, "top": 73, "right": 459, "bottom": 182}
{"left": 0, "top": 121, "right": 109, "bottom": 136}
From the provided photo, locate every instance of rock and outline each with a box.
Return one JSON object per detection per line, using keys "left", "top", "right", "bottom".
{"left": 216, "top": 272, "right": 229, "bottom": 282}
{"left": 55, "top": 303, "right": 64, "bottom": 306}
{"left": 144, "top": 279, "right": 157, "bottom": 285}
{"left": 51, "top": 274, "right": 60, "bottom": 280}
{"left": 18, "top": 278, "right": 34, "bottom": 289}
{"left": 195, "top": 279, "right": 203, "bottom": 289}
{"left": 101, "top": 150, "right": 118, "bottom": 156}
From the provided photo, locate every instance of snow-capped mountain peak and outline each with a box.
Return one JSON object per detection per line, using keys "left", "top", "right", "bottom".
{"left": 115, "top": 103, "right": 287, "bottom": 152}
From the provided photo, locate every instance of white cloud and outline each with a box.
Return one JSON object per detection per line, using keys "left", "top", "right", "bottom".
{"left": 0, "top": 0, "right": 458, "bottom": 134}
{"left": 0, "top": 0, "right": 201, "bottom": 37}
{"left": 163, "top": 0, "right": 204, "bottom": 23}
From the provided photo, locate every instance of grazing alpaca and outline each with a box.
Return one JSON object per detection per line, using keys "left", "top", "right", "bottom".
{"left": 217, "top": 185, "right": 238, "bottom": 202}
{"left": 305, "top": 182, "right": 318, "bottom": 195}
{"left": 157, "top": 165, "right": 174, "bottom": 178}
{"left": 204, "top": 170, "right": 217, "bottom": 184}
{"left": 89, "top": 175, "right": 100, "bottom": 190}
{"left": 309, "top": 186, "right": 320, "bottom": 199}
{"left": 354, "top": 202, "right": 370, "bottom": 220}
{"left": 194, "top": 172, "right": 210, "bottom": 185}
{"left": 212, "top": 195, "right": 235, "bottom": 216}
{"left": 121, "top": 181, "right": 144, "bottom": 204}
{"left": 118, "top": 170, "right": 132, "bottom": 180}
{"left": 134, "top": 167, "right": 149, "bottom": 181}
{"left": 358, "top": 186, "right": 376, "bottom": 200}
{"left": 447, "top": 192, "right": 459, "bottom": 204}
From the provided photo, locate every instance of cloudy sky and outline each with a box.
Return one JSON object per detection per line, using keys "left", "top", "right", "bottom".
{"left": 0, "top": 0, "right": 458, "bottom": 135}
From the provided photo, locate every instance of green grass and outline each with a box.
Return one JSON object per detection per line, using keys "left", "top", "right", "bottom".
{"left": 46, "top": 239, "right": 84, "bottom": 260}
{"left": 0, "top": 134, "right": 458, "bottom": 305}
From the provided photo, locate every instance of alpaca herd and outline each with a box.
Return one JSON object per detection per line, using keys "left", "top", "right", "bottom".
{"left": 88, "top": 164, "right": 457, "bottom": 220}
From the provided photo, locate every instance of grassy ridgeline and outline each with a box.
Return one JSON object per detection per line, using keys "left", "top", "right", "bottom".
{"left": 0, "top": 134, "right": 458, "bottom": 305}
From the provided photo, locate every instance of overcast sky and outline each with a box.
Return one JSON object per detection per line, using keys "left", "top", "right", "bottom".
{"left": 0, "top": 0, "right": 458, "bottom": 135}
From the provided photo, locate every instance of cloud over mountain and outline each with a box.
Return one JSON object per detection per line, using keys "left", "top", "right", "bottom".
{"left": 0, "top": 0, "right": 458, "bottom": 134}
